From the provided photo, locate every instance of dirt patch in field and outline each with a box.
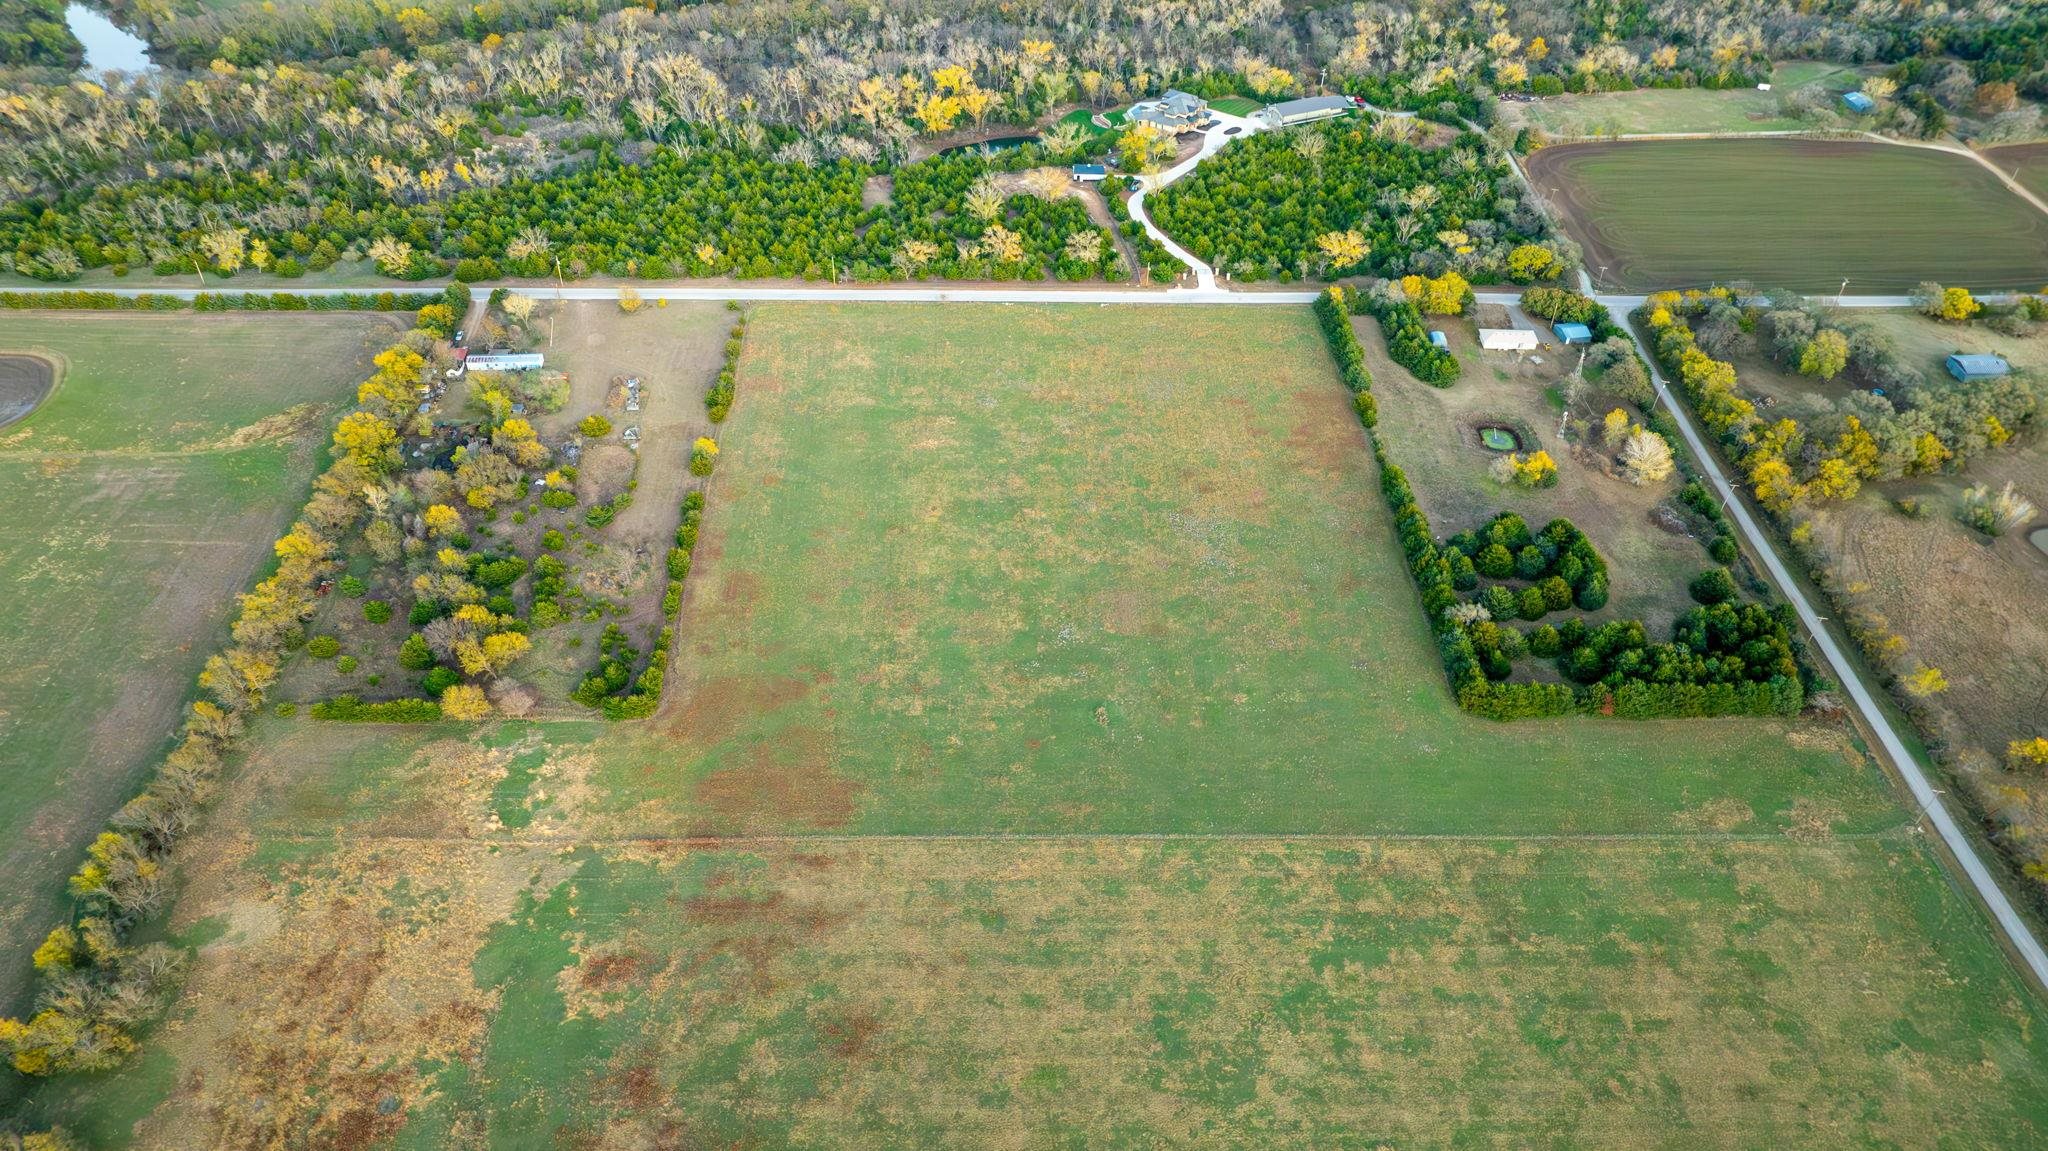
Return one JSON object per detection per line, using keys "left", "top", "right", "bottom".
{"left": 205, "top": 402, "right": 329, "bottom": 450}
{"left": 664, "top": 671, "right": 821, "bottom": 743}
{"left": 576, "top": 443, "right": 636, "bottom": 504}
{"left": 691, "top": 727, "right": 860, "bottom": 830}
{"left": 0, "top": 351, "right": 57, "bottom": 429}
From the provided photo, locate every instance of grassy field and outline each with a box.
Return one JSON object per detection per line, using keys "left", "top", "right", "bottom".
{"left": 1501, "top": 62, "right": 1860, "bottom": 137}
{"left": 0, "top": 312, "right": 400, "bottom": 1014}
{"left": 1526, "top": 138, "right": 2048, "bottom": 292}
{"left": 14, "top": 305, "right": 2048, "bottom": 1147}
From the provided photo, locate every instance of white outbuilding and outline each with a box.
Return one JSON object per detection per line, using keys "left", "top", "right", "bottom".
{"left": 1479, "top": 328, "right": 1539, "bottom": 351}
{"left": 1475, "top": 302, "right": 1538, "bottom": 351}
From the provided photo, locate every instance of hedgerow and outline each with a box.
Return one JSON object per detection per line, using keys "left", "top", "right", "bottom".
{"left": 1348, "top": 283, "right": 1460, "bottom": 386}
{"left": 308, "top": 695, "right": 444, "bottom": 722}
{"left": 1310, "top": 287, "right": 1804, "bottom": 722}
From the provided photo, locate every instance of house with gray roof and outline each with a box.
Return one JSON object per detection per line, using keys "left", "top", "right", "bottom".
{"left": 1252, "top": 94, "right": 1355, "bottom": 129}
{"left": 1127, "top": 89, "right": 1209, "bottom": 134}
{"left": 1947, "top": 353, "right": 2011, "bottom": 381}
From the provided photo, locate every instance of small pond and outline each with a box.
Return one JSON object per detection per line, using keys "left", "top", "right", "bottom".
{"left": 66, "top": 4, "right": 153, "bottom": 74}
{"left": 938, "top": 134, "right": 1037, "bottom": 158}
{"left": 1478, "top": 425, "right": 1522, "bottom": 452}
{"left": 0, "top": 354, "right": 58, "bottom": 430}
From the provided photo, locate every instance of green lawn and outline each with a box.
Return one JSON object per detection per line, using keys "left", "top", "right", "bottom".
{"left": 1056, "top": 107, "right": 1111, "bottom": 135}
{"left": 0, "top": 311, "right": 397, "bottom": 1015}
{"left": 15, "top": 304, "right": 2048, "bottom": 1147}
{"left": 1503, "top": 62, "right": 1860, "bottom": 137}
{"left": 1209, "top": 95, "right": 1263, "bottom": 116}
{"left": 1526, "top": 138, "right": 2048, "bottom": 291}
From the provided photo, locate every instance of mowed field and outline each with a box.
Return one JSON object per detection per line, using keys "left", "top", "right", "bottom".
{"left": 1499, "top": 62, "right": 1860, "bottom": 137}
{"left": 16, "top": 305, "right": 2048, "bottom": 1147}
{"left": 0, "top": 312, "right": 399, "bottom": 1016}
{"left": 1526, "top": 138, "right": 2048, "bottom": 291}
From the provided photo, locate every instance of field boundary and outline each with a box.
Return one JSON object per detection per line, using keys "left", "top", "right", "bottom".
{"left": 248, "top": 828, "right": 1919, "bottom": 846}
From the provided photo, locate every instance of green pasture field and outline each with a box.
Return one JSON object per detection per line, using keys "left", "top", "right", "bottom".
{"left": 15, "top": 304, "right": 2048, "bottom": 1147}
{"left": 1525, "top": 138, "right": 2048, "bottom": 291}
{"left": 0, "top": 312, "right": 398, "bottom": 1014}
{"left": 1501, "top": 62, "right": 1859, "bottom": 137}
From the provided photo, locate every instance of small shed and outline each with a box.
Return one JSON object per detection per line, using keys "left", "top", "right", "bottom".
{"left": 1842, "top": 91, "right": 1876, "bottom": 113}
{"left": 1553, "top": 322, "right": 1593, "bottom": 345}
{"left": 1428, "top": 330, "right": 1450, "bottom": 350}
{"left": 1947, "top": 353, "right": 2011, "bottom": 381}
{"left": 1072, "top": 163, "right": 1107, "bottom": 182}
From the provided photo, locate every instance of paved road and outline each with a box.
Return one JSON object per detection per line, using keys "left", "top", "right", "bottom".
{"left": 1603, "top": 293, "right": 2048, "bottom": 992}
{"left": 0, "top": 281, "right": 1979, "bottom": 310}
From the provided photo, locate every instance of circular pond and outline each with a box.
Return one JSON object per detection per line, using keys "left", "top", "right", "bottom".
{"left": 0, "top": 354, "right": 57, "bottom": 430}
{"left": 1478, "top": 425, "right": 1521, "bottom": 452}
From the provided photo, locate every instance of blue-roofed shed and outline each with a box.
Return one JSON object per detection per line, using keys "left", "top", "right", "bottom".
{"left": 1072, "top": 163, "right": 1107, "bottom": 182}
{"left": 1947, "top": 353, "right": 2011, "bottom": 381}
{"left": 1428, "top": 330, "right": 1450, "bottom": 349}
{"left": 1842, "top": 91, "right": 1876, "bottom": 113}
{"left": 1553, "top": 322, "right": 1593, "bottom": 345}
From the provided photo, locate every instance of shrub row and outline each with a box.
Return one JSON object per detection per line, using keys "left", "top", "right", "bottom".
{"left": 707, "top": 309, "right": 744, "bottom": 423}
{"left": 576, "top": 485, "right": 705, "bottom": 719}
{"left": 308, "top": 695, "right": 443, "bottom": 722}
{"left": 1676, "top": 480, "right": 1741, "bottom": 565}
{"left": 1351, "top": 287, "right": 1458, "bottom": 386}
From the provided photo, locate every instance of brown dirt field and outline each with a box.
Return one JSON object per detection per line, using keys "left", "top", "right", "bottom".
{"left": 557, "top": 302, "right": 730, "bottom": 643}
{"left": 1813, "top": 444, "right": 2048, "bottom": 754}
{"left": 0, "top": 351, "right": 56, "bottom": 428}
{"left": 1356, "top": 314, "right": 1710, "bottom": 633}
{"left": 1984, "top": 141, "right": 2048, "bottom": 206}
{"left": 127, "top": 735, "right": 582, "bottom": 1150}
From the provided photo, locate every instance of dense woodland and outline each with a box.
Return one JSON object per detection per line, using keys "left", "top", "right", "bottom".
{"left": 1, "top": 0, "right": 2043, "bottom": 284}
{"left": 0, "top": 0, "right": 79, "bottom": 69}
{"left": 1147, "top": 117, "right": 1557, "bottom": 284}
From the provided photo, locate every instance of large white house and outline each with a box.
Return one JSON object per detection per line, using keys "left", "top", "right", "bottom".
{"left": 1127, "top": 90, "right": 1209, "bottom": 134}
